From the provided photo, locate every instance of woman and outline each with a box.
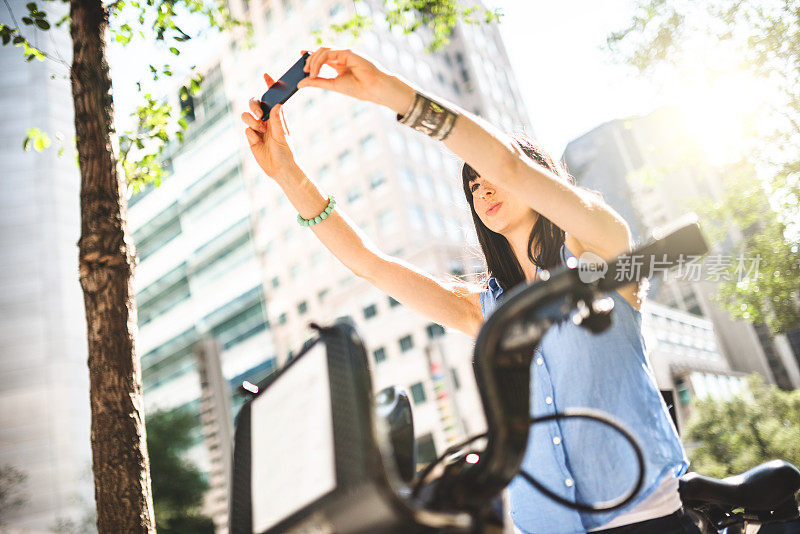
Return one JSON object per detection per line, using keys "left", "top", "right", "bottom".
{"left": 240, "top": 47, "right": 695, "bottom": 534}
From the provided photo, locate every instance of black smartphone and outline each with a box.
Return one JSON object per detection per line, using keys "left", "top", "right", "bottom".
{"left": 259, "top": 52, "right": 310, "bottom": 121}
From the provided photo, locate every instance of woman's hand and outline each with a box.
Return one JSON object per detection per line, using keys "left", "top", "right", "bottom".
{"left": 297, "top": 47, "right": 414, "bottom": 114}
{"left": 241, "top": 73, "right": 299, "bottom": 181}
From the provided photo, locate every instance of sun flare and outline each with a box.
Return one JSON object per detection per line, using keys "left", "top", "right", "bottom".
{"left": 667, "top": 69, "right": 767, "bottom": 166}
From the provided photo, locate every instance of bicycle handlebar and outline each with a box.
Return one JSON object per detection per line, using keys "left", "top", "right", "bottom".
{"left": 231, "top": 219, "right": 709, "bottom": 533}
{"left": 416, "top": 219, "right": 708, "bottom": 514}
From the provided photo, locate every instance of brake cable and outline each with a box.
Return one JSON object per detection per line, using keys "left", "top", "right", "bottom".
{"left": 412, "top": 408, "right": 645, "bottom": 513}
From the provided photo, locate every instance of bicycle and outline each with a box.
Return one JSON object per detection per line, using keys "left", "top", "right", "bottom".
{"left": 230, "top": 220, "right": 800, "bottom": 533}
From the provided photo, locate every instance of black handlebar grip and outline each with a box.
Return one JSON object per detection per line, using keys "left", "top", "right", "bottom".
{"left": 597, "top": 216, "right": 709, "bottom": 292}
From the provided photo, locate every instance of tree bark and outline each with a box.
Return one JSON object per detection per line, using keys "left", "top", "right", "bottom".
{"left": 69, "top": 0, "right": 155, "bottom": 531}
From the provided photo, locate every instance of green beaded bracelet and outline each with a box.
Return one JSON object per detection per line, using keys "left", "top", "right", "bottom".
{"left": 297, "top": 195, "right": 336, "bottom": 227}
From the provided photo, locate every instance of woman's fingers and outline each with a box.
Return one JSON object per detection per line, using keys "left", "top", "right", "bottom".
{"left": 303, "top": 49, "right": 315, "bottom": 73}
{"left": 279, "top": 106, "right": 290, "bottom": 137}
{"left": 263, "top": 73, "right": 275, "bottom": 88}
{"left": 298, "top": 76, "right": 336, "bottom": 90}
{"left": 309, "top": 47, "right": 330, "bottom": 78}
{"left": 268, "top": 104, "right": 287, "bottom": 143}
{"left": 241, "top": 109, "right": 267, "bottom": 132}
{"left": 244, "top": 127, "right": 262, "bottom": 148}
{"left": 249, "top": 97, "right": 265, "bottom": 120}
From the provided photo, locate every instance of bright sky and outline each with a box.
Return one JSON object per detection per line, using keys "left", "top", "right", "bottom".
{"left": 495, "top": 1, "right": 660, "bottom": 157}
{"left": 111, "top": 1, "right": 668, "bottom": 159}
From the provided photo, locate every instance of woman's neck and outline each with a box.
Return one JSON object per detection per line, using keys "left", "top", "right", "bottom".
{"left": 506, "top": 222, "right": 539, "bottom": 284}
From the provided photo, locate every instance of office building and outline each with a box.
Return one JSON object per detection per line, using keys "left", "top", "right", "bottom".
{"left": 129, "top": 0, "right": 532, "bottom": 529}
{"left": 641, "top": 300, "right": 745, "bottom": 431}
{"left": 0, "top": 0, "right": 95, "bottom": 529}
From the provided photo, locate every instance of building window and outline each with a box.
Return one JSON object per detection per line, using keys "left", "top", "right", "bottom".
{"left": 408, "top": 205, "right": 426, "bottom": 231}
{"left": 377, "top": 209, "right": 396, "bottom": 232}
{"left": 277, "top": 312, "right": 287, "bottom": 325}
{"left": 338, "top": 149, "right": 355, "bottom": 173}
{"left": 399, "top": 167, "right": 415, "bottom": 191}
{"left": 317, "top": 164, "right": 331, "bottom": 184}
{"left": 676, "top": 377, "right": 691, "bottom": 405}
{"left": 297, "top": 300, "right": 308, "bottom": 314}
{"left": 263, "top": 7, "right": 273, "bottom": 29}
{"left": 451, "top": 368, "right": 461, "bottom": 390}
{"left": 388, "top": 296, "right": 400, "bottom": 308}
{"left": 417, "top": 433, "right": 437, "bottom": 464}
{"left": 347, "top": 185, "right": 362, "bottom": 203}
{"left": 353, "top": 102, "right": 368, "bottom": 117}
{"left": 363, "top": 303, "right": 377, "bottom": 320}
{"left": 369, "top": 171, "right": 387, "bottom": 190}
{"left": 310, "top": 250, "right": 323, "bottom": 268}
{"left": 271, "top": 276, "right": 280, "bottom": 288}
{"left": 428, "top": 210, "right": 445, "bottom": 237}
{"left": 373, "top": 346, "right": 387, "bottom": 363}
{"left": 399, "top": 334, "right": 414, "bottom": 352}
{"left": 317, "top": 288, "right": 329, "bottom": 302}
{"left": 359, "top": 134, "right": 378, "bottom": 157}
{"left": 410, "top": 381, "right": 427, "bottom": 404}
{"left": 426, "top": 323, "right": 445, "bottom": 339}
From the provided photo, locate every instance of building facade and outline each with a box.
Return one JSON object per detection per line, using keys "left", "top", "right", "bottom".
{"left": 0, "top": 0, "right": 95, "bottom": 529}
{"left": 129, "top": 0, "right": 532, "bottom": 529}
{"left": 641, "top": 300, "right": 745, "bottom": 431}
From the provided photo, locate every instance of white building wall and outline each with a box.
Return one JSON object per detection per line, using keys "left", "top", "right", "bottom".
{"left": 0, "top": 0, "right": 94, "bottom": 529}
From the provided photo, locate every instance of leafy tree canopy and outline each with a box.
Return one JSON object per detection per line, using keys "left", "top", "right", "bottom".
{"left": 684, "top": 374, "right": 800, "bottom": 478}
{"left": 607, "top": 0, "right": 800, "bottom": 334}
{"left": 146, "top": 407, "right": 214, "bottom": 533}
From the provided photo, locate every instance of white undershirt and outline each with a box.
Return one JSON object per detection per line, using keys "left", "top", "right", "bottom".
{"left": 588, "top": 473, "right": 682, "bottom": 531}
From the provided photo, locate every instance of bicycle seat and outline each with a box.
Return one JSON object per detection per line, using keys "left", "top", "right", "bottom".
{"left": 679, "top": 460, "right": 800, "bottom": 511}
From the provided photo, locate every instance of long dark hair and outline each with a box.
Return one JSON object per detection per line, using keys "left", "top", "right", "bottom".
{"left": 461, "top": 137, "right": 570, "bottom": 292}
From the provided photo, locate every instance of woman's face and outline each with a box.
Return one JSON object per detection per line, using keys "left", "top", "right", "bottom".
{"left": 469, "top": 175, "right": 538, "bottom": 235}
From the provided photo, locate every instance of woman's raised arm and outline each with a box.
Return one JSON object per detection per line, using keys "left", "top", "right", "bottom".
{"left": 298, "top": 48, "right": 632, "bottom": 259}
{"left": 241, "top": 72, "right": 485, "bottom": 338}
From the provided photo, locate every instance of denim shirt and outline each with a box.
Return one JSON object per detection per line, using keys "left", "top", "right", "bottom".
{"left": 479, "top": 247, "right": 688, "bottom": 533}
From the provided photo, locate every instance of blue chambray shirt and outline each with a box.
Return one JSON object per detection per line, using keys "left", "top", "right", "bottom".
{"left": 479, "top": 248, "right": 688, "bottom": 533}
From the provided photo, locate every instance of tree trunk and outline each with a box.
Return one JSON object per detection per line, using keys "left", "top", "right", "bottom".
{"left": 69, "top": 0, "right": 155, "bottom": 531}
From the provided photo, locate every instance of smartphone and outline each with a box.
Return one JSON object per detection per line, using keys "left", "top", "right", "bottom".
{"left": 259, "top": 52, "right": 311, "bottom": 121}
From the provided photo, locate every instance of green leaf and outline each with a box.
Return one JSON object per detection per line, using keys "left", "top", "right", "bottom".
{"left": 26, "top": 2, "right": 36, "bottom": 11}
{"left": 169, "top": 46, "right": 179, "bottom": 55}
{"left": 35, "top": 19, "right": 50, "bottom": 30}
{"left": 23, "top": 128, "right": 51, "bottom": 152}
{"left": 13, "top": 35, "right": 24, "bottom": 44}
{"left": 22, "top": 17, "right": 33, "bottom": 25}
